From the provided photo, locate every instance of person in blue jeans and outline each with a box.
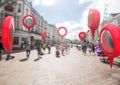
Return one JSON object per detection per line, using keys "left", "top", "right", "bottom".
{"left": 36, "top": 41, "right": 42, "bottom": 59}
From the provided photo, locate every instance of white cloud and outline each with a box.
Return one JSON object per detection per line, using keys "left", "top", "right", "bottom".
{"left": 58, "top": 0, "right": 120, "bottom": 40}
{"left": 79, "top": 0, "right": 120, "bottom": 29}
{"left": 55, "top": 0, "right": 106, "bottom": 40}
{"left": 56, "top": 21, "right": 86, "bottom": 40}
{"left": 108, "top": 0, "right": 120, "bottom": 13}
{"left": 78, "top": 0, "right": 95, "bottom": 4}
{"left": 80, "top": 0, "right": 106, "bottom": 27}
{"left": 33, "top": 0, "right": 55, "bottom": 6}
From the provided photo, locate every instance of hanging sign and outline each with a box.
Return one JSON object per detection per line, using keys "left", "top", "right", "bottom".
{"left": 88, "top": 9, "right": 100, "bottom": 40}
{"left": 22, "top": 14, "right": 36, "bottom": 32}
{"left": 100, "top": 24, "right": 120, "bottom": 68}
{"left": 78, "top": 32, "right": 86, "bottom": 41}
{"left": 57, "top": 26, "right": 67, "bottom": 39}
{"left": 2, "top": 16, "right": 14, "bottom": 52}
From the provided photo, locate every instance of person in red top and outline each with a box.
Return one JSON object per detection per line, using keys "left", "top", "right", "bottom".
{"left": 60, "top": 44, "right": 65, "bottom": 56}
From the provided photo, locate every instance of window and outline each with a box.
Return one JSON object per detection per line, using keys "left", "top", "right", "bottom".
{"left": 26, "top": 8, "right": 29, "bottom": 15}
{"left": 0, "top": 13, "right": 3, "bottom": 30}
{"left": 39, "top": 20, "right": 40, "bottom": 26}
{"left": 14, "top": 37, "right": 19, "bottom": 45}
{"left": 14, "top": 16, "right": 20, "bottom": 30}
{"left": 118, "top": 17, "right": 120, "bottom": 24}
{"left": 18, "top": 3, "right": 21, "bottom": 12}
{"left": 118, "top": 17, "right": 120, "bottom": 28}
{"left": 17, "top": 16, "right": 19, "bottom": 30}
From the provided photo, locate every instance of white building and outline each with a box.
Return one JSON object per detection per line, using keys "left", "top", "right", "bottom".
{"left": 48, "top": 24, "right": 60, "bottom": 45}
{"left": 108, "top": 13, "right": 120, "bottom": 28}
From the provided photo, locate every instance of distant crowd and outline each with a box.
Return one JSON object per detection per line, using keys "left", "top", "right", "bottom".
{"left": 0, "top": 40, "right": 71, "bottom": 61}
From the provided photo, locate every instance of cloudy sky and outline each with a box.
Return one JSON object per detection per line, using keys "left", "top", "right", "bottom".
{"left": 28, "top": 0, "right": 120, "bottom": 40}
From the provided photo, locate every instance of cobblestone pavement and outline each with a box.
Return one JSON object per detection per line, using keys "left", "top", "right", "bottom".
{"left": 0, "top": 47, "right": 120, "bottom": 85}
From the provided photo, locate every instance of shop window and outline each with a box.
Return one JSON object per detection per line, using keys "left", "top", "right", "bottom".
{"left": 13, "top": 37, "right": 19, "bottom": 45}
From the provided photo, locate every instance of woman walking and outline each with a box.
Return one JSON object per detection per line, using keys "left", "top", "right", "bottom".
{"left": 25, "top": 42, "right": 31, "bottom": 59}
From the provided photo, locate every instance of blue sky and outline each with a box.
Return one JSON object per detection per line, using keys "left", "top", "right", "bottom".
{"left": 28, "top": 0, "right": 120, "bottom": 39}
{"left": 30, "top": 0, "right": 90, "bottom": 24}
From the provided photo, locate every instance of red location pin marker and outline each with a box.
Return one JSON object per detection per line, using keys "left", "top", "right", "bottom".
{"left": 100, "top": 24, "right": 120, "bottom": 68}
{"left": 57, "top": 26, "right": 67, "bottom": 39}
{"left": 41, "top": 32, "right": 47, "bottom": 40}
{"left": 22, "top": 15, "right": 36, "bottom": 32}
{"left": 78, "top": 32, "right": 86, "bottom": 41}
{"left": 2, "top": 16, "right": 14, "bottom": 52}
{"left": 88, "top": 9, "right": 100, "bottom": 40}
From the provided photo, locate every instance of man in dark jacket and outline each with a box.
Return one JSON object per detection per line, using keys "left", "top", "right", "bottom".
{"left": 0, "top": 42, "right": 3, "bottom": 60}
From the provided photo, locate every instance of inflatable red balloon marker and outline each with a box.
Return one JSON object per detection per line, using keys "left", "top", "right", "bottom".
{"left": 22, "top": 15, "right": 36, "bottom": 32}
{"left": 78, "top": 32, "right": 86, "bottom": 41}
{"left": 2, "top": 16, "right": 14, "bottom": 52}
{"left": 100, "top": 24, "right": 120, "bottom": 68}
{"left": 57, "top": 26, "right": 67, "bottom": 39}
{"left": 88, "top": 9, "right": 100, "bottom": 40}
{"left": 41, "top": 32, "right": 47, "bottom": 40}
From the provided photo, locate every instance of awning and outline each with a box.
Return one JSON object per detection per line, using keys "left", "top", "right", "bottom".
{"left": 31, "top": 33, "right": 42, "bottom": 40}
{"left": 14, "top": 31, "right": 42, "bottom": 40}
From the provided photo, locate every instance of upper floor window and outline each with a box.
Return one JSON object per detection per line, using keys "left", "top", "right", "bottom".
{"left": 39, "top": 20, "right": 41, "bottom": 26}
{"left": 118, "top": 17, "right": 120, "bottom": 24}
{"left": 18, "top": 3, "right": 21, "bottom": 12}
{"left": 1, "top": 0, "right": 4, "bottom": 3}
{"left": 26, "top": 8, "right": 29, "bottom": 15}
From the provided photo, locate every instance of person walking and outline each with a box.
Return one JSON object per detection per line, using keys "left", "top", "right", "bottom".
{"left": 42, "top": 43, "right": 47, "bottom": 54}
{"left": 82, "top": 40, "right": 87, "bottom": 55}
{"left": 36, "top": 41, "right": 42, "bottom": 59}
{"left": 60, "top": 44, "right": 65, "bottom": 56}
{"left": 25, "top": 42, "right": 31, "bottom": 59}
{"left": 47, "top": 43, "right": 51, "bottom": 54}
{"left": 88, "top": 43, "right": 92, "bottom": 54}
{"left": 0, "top": 41, "right": 3, "bottom": 60}
{"left": 91, "top": 43, "right": 95, "bottom": 55}
{"left": 55, "top": 43, "right": 60, "bottom": 57}
{"left": 5, "top": 53, "right": 14, "bottom": 60}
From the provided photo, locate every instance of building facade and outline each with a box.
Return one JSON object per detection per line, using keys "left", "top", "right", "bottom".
{"left": 100, "top": 13, "right": 120, "bottom": 30}
{"left": 0, "top": 0, "right": 59, "bottom": 49}
{"left": 48, "top": 24, "right": 61, "bottom": 45}
{"left": 108, "top": 13, "right": 120, "bottom": 28}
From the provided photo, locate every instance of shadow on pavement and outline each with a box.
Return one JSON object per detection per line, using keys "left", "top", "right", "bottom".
{"left": 34, "top": 57, "right": 43, "bottom": 62}
{"left": 102, "top": 61, "right": 120, "bottom": 68}
{"left": 19, "top": 58, "right": 28, "bottom": 62}
{"left": 34, "top": 58, "right": 39, "bottom": 62}
{"left": 114, "top": 61, "right": 120, "bottom": 67}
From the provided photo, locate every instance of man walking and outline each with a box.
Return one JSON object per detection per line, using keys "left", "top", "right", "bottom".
{"left": 0, "top": 41, "right": 3, "bottom": 60}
